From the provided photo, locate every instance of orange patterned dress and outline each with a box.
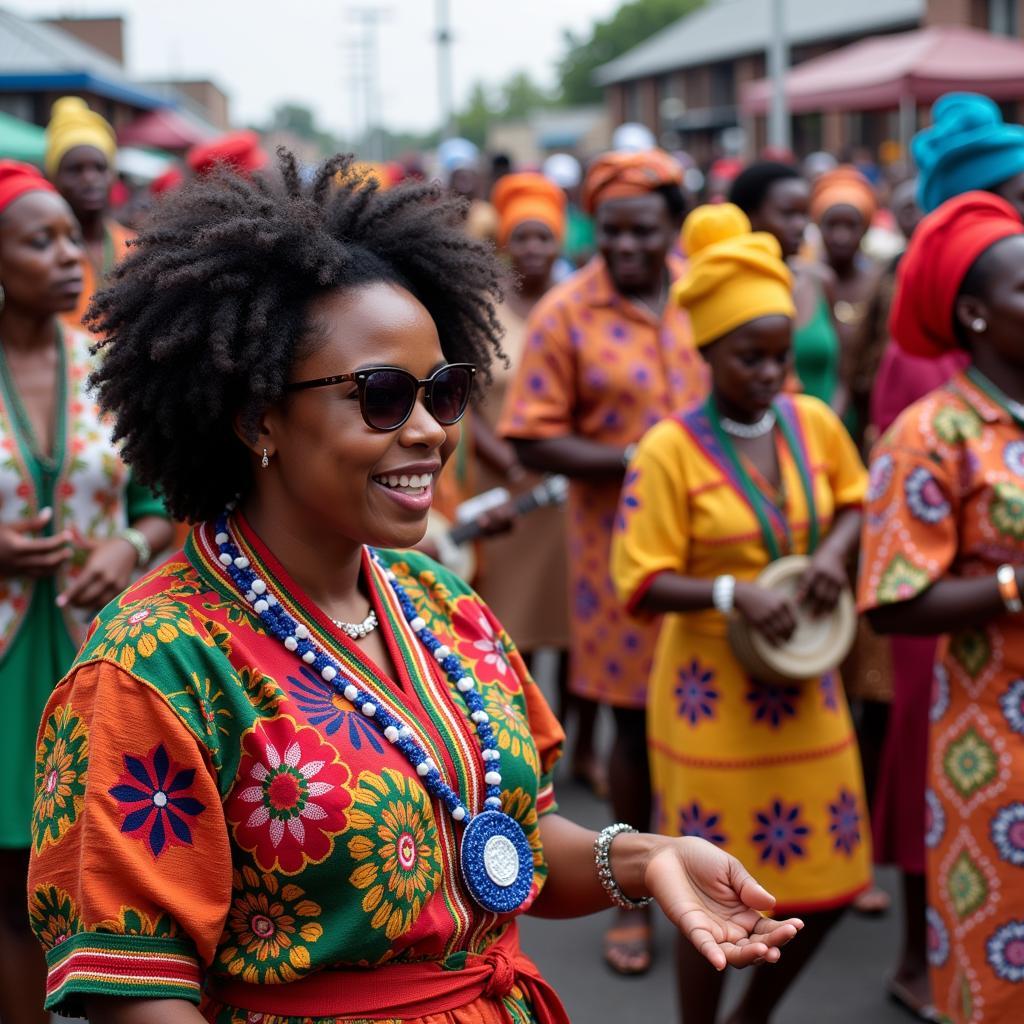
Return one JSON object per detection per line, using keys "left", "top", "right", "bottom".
{"left": 499, "top": 257, "right": 707, "bottom": 709}
{"left": 859, "top": 368, "right": 1024, "bottom": 1023}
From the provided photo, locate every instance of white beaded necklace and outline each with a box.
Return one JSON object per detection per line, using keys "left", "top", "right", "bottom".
{"left": 720, "top": 409, "right": 776, "bottom": 439}
{"left": 330, "top": 608, "right": 378, "bottom": 640}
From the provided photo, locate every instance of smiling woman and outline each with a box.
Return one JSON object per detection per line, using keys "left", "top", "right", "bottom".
{"left": 25, "top": 153, "right": 803, "bottom": 1024}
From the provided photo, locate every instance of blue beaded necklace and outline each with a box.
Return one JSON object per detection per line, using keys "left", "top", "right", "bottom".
{"left": 214, "top": 513, "right": 534, "bottom": 914}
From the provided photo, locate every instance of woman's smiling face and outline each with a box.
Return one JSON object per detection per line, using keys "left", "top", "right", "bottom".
{"left": 254, "top": 281, "right": 461, "bottom": 550}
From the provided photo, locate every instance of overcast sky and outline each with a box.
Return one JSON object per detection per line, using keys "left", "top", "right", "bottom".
{"left": 19, "top": 0, "right": 623, "bottom": 136}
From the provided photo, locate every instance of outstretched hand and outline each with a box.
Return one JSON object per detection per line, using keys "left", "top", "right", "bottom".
{"left": 644, "top": 836, "right": 803, "bottom": 970}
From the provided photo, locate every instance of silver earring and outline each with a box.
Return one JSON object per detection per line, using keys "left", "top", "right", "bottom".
{"left": 261, "top": 448, "right": 270, "bottom": 469}
{"left": 0, "top": 283, "right": 5, "bottom": 314}
{"left": 971, "top": 317, "right": 987, "bottom": 333}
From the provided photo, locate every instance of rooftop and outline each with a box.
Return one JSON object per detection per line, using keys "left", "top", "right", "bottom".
{"left": 594, "top": 0, "right": 925, "bottom": 86}
{"left": 0, "top": 8, "right": 168, "bottom": 110}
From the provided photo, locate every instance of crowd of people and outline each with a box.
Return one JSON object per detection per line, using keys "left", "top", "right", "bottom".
{"left": 1, "top": 87, "right": 1024, "bottom": 1024}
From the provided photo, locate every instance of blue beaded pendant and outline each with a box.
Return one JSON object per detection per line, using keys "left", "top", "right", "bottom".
{"left": 460, "top": 810, "right": 535, "bottom": 914}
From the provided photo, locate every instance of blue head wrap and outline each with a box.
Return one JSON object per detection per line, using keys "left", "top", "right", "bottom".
{"left": 913, "top": 92, "right": 1024, "bottom": 213}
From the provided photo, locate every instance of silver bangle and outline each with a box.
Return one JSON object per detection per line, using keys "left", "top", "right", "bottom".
{"left": 712, "top": 574, "right": 736, "bottom": 614}
{"left": 120, "top": 527, "right": 152, "bottom": 568}
{"left": 622, "top": 443, "right": 638, "bottom": 468}
{"left": 594, "top": 823, "right": 653, "bottom": 910}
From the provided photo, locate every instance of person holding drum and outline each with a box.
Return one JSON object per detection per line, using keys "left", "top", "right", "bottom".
{"left": 612, "top": 203, "right": 872, "bottom": 1024}
{"left": 859, "top": 191, "right": 1024, "bottom": 1024}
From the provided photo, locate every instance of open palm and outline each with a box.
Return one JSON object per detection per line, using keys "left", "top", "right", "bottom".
{"left": 645, "top": 836, "right": 804, "bottom": 970}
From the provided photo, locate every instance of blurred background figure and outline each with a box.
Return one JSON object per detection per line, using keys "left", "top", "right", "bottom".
{"left": 500, "top": 148, "right": 707, "bottom": 977}
{"left": 809, "top": 164, "right": 880, "bottom": 445}
{"left": 44, "top": 97, "right": 131, "bottom": 334}
{"left": 543, "top": 152, "right": 595, "bottom": 273}
{"left": 473, "top": 169, "right": 575, "bottom": 797}
{"left": 0, "top": 160, "right": 172, "bottom": 1024}
{"left": 730, "top": 162, "right": 844, "bottom": 415}
{"left": 914, "top": 92, "right": 1024, "bottom": 217}
{"left": 614, "top": 201, "right": 871, "bottom": 1024}
{"left": 438, "top": 135, "right": 498, "bottom": 243}
{"left": 611, "top": 121, "right": 656, "bottom": 153}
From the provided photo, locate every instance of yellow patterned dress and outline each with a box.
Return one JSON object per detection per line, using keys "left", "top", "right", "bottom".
{"left": 611, "top": 394, "right": 872, "bottom": 912}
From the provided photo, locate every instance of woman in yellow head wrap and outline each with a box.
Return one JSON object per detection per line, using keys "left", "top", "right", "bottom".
{"left": 45, "top": 96, "right": 133, "bottom": 330}
{"left": 611, "top": 203, "right": 872, "bottom": 1022}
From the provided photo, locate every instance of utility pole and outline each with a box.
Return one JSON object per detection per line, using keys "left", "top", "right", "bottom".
{"left": 436, "top": 0, "right": 455, "bottom": 140}
{"left": 349, "top": 5, "right": 389, "bottom": 160}
{"left": 767, "top": 0, "right": 790, "bottom": 152}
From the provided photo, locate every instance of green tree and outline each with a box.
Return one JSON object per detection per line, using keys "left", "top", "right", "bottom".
{"left": 455, "top": 82, "right": 496, "bottom": 147}
{"left": 500, "top": 71, "right": 551, "bottom": 121}
{"left": 557, "top": 0, "right": 705, "bottom": 106}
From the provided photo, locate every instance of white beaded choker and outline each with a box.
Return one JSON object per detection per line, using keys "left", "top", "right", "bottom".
{"left": 720, "top": 409, "right": 776, "bottom": 439}
{"left": 331, "top": 608, "right": 378, "bottom": 640}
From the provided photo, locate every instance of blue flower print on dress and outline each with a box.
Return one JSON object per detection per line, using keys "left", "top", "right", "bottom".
{"left": 904, "top": 466, "right": 951, "bottom": 524}
{"left": 574, "top": 578, "right": 600, "bottom": 622}
{"left": 615, "top": 468, "right": 641, "bottom": 533}
{"left": 752, "top": 799, "right": 810, "bottom": 869}
{"left": 999, "top": 679, "right": 1024, "bottom": 736}
{"left": 991, "top": 803, "right": 1024, "bottom": 867}
{"left": 287, "top": 666, "right": 384, "bottom": 753}
{"left": 925, "top": 789, "right": 946, "bottom": 850}
{"left": 108, "top": 742, "right": 205, "bottom": 858}
{"left": 927, "top": 906, "right": 950, "bottom": 968}
{"left": 930, "top": 663, "right": 950, "bottom": 724}
{"left": 1004, "top": 440, "right": 1024, "bottom": 477}
{"left": 678, "top": 802, "right": 727, "bottom": 845}
{"left": 819, "top": 671, "right": 839, "bottom": 712}
{"left": 986, "top": 920, "right": 1024, "bottom": 983}
{"left": 674, "top": 659, "right": 719, "bottom": 726}
{"left": 745, "top": 679, "right": 800, "bottom": 728}
{"left": 867, "top": 453, "right": 895, "bottom": 503}
{"left": 827, "top": 788, "right": 861, "bottom": 856}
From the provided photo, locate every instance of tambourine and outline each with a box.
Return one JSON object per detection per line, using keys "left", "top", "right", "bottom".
{"left": 727, "top": 555, "right": 857, "bottom": 685}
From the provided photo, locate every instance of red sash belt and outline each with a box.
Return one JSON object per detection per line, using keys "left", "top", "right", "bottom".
{"left": 207, "top": 925, "right": 569, "bottom": 1023}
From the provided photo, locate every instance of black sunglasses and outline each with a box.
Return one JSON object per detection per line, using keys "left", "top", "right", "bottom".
{"left": 286, "top": 362, "right": 476, "bottom": 432}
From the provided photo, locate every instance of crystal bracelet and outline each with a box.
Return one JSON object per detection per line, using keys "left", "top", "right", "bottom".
{"left": 594, "top": 823, "right": 653, "bottom": 910}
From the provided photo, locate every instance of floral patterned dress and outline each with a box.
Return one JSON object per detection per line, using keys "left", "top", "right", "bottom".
{"left": 859, "top": 369, "right": 1024, "bottom": 1023}
{"left": 0, "top": 326, "right": 166, "bottom": 848}
{"left": 27, "top": 515, "right": 565, "bottom": 1022}
{"left": 499, "top": 255, "right": 707, "bottom": 709}
{"left": 611, "top": 394, "right": 872, "bottom": 912}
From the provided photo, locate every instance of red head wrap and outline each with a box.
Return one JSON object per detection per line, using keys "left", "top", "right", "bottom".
{"left": 150, "top": 166, "right": 184, "bottom": 196}
{"left": 186, "top": 130, "right": 268, "bottom": 177}
{"left": 581, "top": 149, "right": 682, "bottom": 215}
{"left": 889, "top": 191, "right": 1024, "bottom": 359}
{"left": 0, "top": 160, "right": 57, "bottom": 216}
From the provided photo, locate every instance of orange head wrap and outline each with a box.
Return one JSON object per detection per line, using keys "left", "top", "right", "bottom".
{"left": 810, "top": 165, "right": 877, "bottom": 224}
{"left": 491, "top": 172, "right": 566, "bottom": 247}
{"left": 581, "top": 149, "right": 682, "bottom": 216}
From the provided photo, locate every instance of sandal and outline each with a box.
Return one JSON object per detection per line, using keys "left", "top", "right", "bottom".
{"left": 887, "top": 976, "right": 939, "bottom": 1022}
{"left": 603, "top": 919, "right": 653, "bottom": 976}
{"left": 853, "top": 884, "right": 892, "bottom": 916}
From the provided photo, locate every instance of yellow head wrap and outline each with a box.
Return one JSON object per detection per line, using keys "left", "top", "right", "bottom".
{"left": 44, "top": 97, "right": 117, "bottom": 178}
{"left": 672, "top": 203, "right": 795, "bottom": 348}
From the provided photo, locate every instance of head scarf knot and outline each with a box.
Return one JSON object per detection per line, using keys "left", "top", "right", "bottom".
{"left": 0, "top": 160, "right": 58, "bottom": 215}
{"left": 672, "top": 203, "right": 795, "bottom": 348}
{"left": 914, "top": 92, "right": 1024, "bottom": 213}
{"left": 44, "top": 97, "right": 117, "bottom": 179}
{"left": 810, "top": 165, "right": 877, "bottom": 224}
{"left": 581, "top": 149, "right": 682, "bottom": 215}
{"left": 491, "top": 172, "right": 566, "bottom": 247}
{"left": 889, "top": 190, "right": 1024, "bottom": 358}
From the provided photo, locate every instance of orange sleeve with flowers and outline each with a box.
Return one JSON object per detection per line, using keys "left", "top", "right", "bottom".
{"left": 28, "top": 658, "right": 231, "bottom": 1012}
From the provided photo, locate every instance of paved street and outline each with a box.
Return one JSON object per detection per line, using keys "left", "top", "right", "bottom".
{"left": 520, "top": 772, "right": 910, "bottom": 1023}
{"left": 520, "top": 770, "right": 911, "bottom": 1024}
